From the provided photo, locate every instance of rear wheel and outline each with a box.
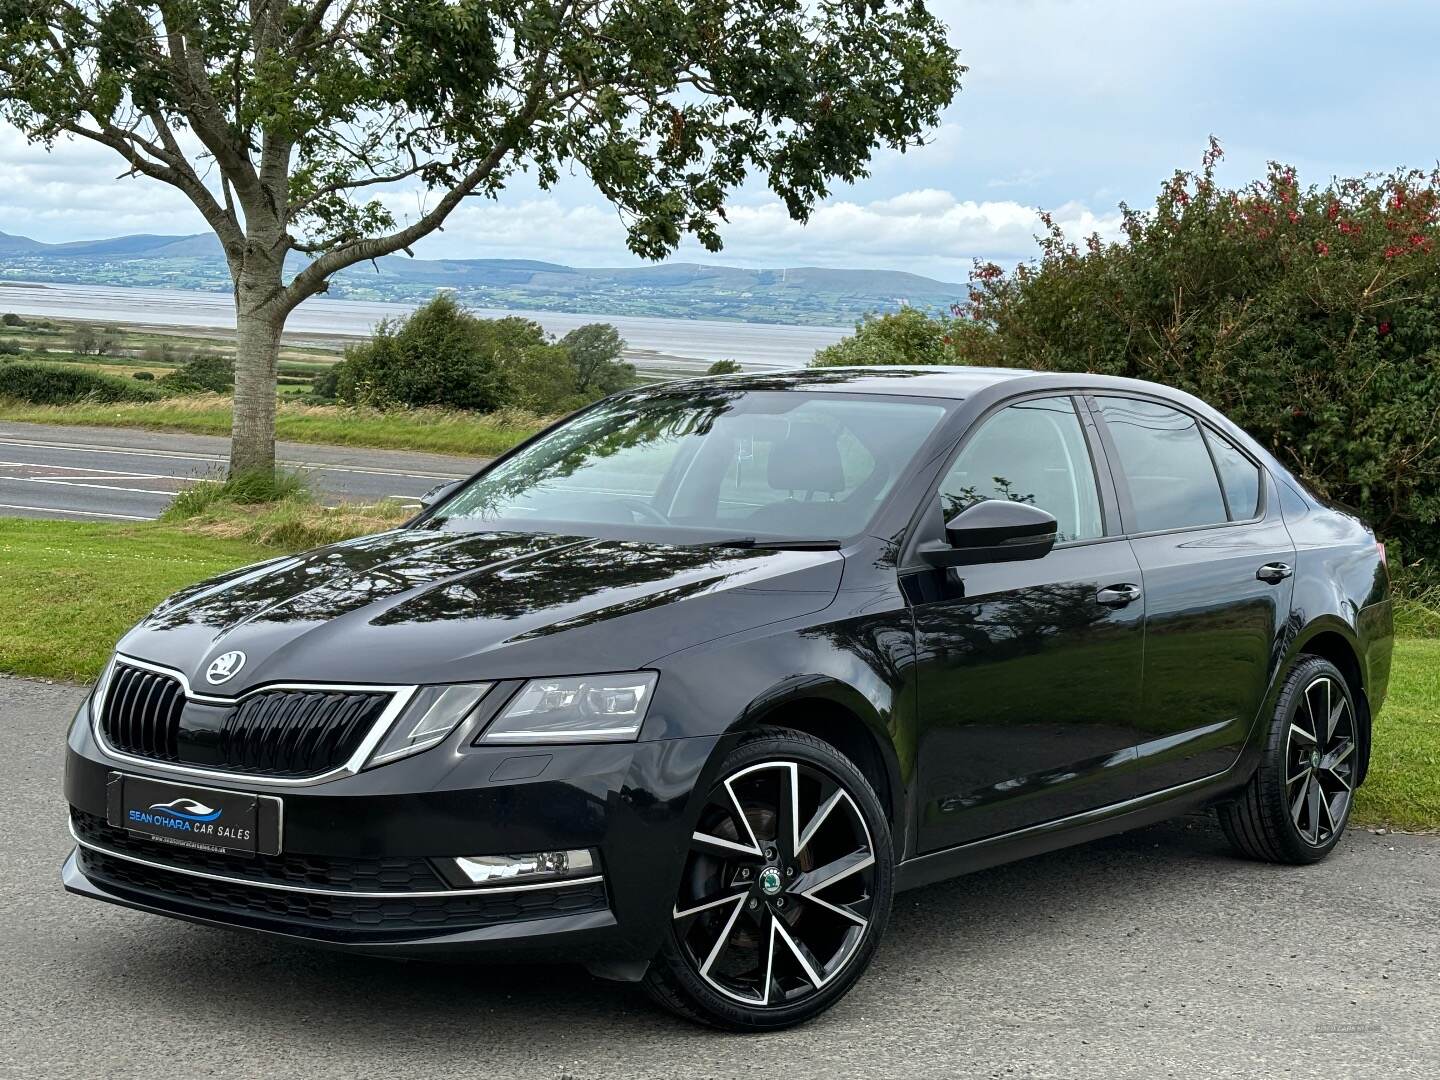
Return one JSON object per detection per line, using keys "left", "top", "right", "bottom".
{"left": 644, "top": 728, "right": 893, "bottom": 1030}
{"left": 1219, "top": 656, "right": 1359, "bottom": 864}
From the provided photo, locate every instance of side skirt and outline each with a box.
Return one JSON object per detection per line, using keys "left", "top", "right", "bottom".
{"left": 895, "top": 764, "right": 1253, "bottom": 892}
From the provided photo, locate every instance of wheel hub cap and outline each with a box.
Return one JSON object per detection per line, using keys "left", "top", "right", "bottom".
{"left": 758, "top": 866, "right": 784, "bottom": 896}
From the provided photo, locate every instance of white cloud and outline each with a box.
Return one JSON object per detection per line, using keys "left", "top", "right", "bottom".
{"left": 403, "top": 189, "right": 1122, "bottom": 280}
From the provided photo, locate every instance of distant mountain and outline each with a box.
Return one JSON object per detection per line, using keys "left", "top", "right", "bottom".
{"left": 0, "top": 228, "right": 964, "bottom": 326}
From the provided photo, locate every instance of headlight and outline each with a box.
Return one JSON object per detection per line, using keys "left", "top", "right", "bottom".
{"left": 476, "top": 672, "right": 658, "bottom": 744}
{"left": 365, "top": 682, "right": 493, "bottom": 767}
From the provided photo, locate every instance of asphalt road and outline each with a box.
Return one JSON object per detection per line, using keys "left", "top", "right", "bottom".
{"left": 0, "top": 420, "right": 483, "bottom": 522}
{"left": 3, "top": 676, "right": 1437, "bottom": 1080}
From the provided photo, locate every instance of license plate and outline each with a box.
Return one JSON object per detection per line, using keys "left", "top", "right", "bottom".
{"left": 106, "top": 773, "right": 282, "bottom": 856}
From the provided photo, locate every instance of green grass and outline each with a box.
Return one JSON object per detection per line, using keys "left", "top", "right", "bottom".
{"left": 1355, "top": 637, "right": 1440, "bottom": 831}
{"left": 0, "top": 515, "right": 1435, "bottom": 830}
{"left": 0, "top": 394, "right": 546, "bottom": 457}
{"left": 0, "top": 518, "right": 273, "bottom": 682}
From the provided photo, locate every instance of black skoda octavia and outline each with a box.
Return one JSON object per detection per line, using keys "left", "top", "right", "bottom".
{"left": 63, "top": 367, "right": 1392, "bottom": 1029}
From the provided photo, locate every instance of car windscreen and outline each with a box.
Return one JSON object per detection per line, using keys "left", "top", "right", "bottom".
{"left": 431, "top": 388, "right": 951, "bottom": 543}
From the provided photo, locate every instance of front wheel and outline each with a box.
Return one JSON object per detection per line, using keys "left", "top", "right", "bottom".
{"left": 1219, "top": 656, "right": 1360, "bottom": 864}
{"left": 644, "top": 728, "right": 893, "bottom": 1030}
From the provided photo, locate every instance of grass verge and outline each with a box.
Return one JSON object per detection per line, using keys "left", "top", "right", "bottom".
{"left": 0, "top": 516, "right": 1434, "bottom": 830}
{"left": 0, "top": 394, "right": 547, "bottom": 457}
{"left": 0, "top": 518, "right": 274, "bottom": 681}
{"left": 1355, "top": 637, "right": 1440, "bottom": 831}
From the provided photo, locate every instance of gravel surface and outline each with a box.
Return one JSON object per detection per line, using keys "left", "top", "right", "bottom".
{"left": 3, "top": 675, "right": 1436, "bottom": 1079}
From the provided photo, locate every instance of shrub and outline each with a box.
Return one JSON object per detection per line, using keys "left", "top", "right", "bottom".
{"left": 159, "top": 352, "right": 235, "bottom": 393}
{"left": 0, "top": 340, "right": 20, "bottom": 355}
{"left": 811, "top": 306, "right": 999, "bottom": 368}
{"left": 1, "top": 313, "right": 23, "bottom": 326}
{"left": 816, "top": 142, "right": 1440, "bottom": 574}
{"left": 706, "top": 359, "right": 743, "bottom": 375}
{"left": 132, "top": 371, "right": 155, "bottom": 381}
{"left": 0, "top": 361, "right": 160, "bottom": 404}
{"left": 337, "top": 295, "right": 514, "bottom": 411}
{"left": 310, "top": 362, "right": 343, "bottom": 400}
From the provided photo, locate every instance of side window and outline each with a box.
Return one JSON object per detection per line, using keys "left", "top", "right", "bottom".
{"left": 939, "top": 396, "right": 1104, "bottom": 543}
{"left": 1096, "top": 397, "right": 1226, "bottom": 532}
{"left": 1205, "top": 427, "right": 1262, "bottom": 520}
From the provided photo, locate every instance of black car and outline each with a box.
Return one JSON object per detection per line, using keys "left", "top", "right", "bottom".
{"left": 63, "top": 367, "right": 1393, "bottom": 1030}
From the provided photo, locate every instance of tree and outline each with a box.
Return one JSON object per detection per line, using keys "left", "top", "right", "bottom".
{"left": 560, "top": 323, "right": 632, "bottom": 394}
{"left": 0, "top": 2, "right": 961, "bottom": 476}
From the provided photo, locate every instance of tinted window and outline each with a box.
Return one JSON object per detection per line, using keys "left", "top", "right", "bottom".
{"left": 437, "top": 390, "right": 948, "bottom": 542}
{"left": 939, "top": 396, "right": 1104, "bottom": 542}
{"left": 1206, "top": 427, "right": 1262, "bottom": 520}
{"left": 1097, "top": 397, "right": 1226, "bottom": 532}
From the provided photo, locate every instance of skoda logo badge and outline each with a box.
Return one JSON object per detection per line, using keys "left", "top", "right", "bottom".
{"left": 759, "top": 866, "right": 784, "bottom": 896}
{"left": 206, "top": 651, "right": 247, "bottom": 685}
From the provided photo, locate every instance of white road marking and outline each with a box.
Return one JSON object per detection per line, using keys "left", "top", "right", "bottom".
{"left": 0, "top": 477, "right": 180, "bottom": 496}
{"left": 0, "top": 436, "right": 469, "bottom": 480}
{"left": 0, "top": 502, "right": 152, "bottom": 521}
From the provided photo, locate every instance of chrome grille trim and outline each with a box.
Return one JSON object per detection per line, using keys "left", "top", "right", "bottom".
{"left": 92, "top": 653, "right": 420, "bottom": 788}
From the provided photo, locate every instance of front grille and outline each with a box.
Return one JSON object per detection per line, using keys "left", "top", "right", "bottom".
{"left": 218, "top": 689, "right": 390, "bottom": 776}
{"left": 100, "top": 663, "right": 185, "bottom": 762}
{"left": 76, "top": 847, "right": 609, "bottom": 941}
{"left": 100, "top": 661, "right": 392, "bottom": 777}
{"left": 71, "top": 810, "right": 445, "bottom": 893}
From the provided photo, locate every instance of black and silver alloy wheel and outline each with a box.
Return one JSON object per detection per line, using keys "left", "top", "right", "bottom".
{"left": 1220, "top": 655, "right": 1361, "bottom": 865}
{"left": 645, "top": 728, "right": 893, "bottom": 1030}
{"left": 1283, "top": 674, "right": 1356, "bottom": 846}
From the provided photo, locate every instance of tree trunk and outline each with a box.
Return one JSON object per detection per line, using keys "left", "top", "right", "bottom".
{"left": 230, "top": 306, "right": 282, "bottom": 474}
{"left": 229, "top": 248, "right": 287, "bottom": 476}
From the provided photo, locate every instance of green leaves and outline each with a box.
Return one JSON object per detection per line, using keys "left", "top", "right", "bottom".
{"left": 963, "top": 149, "right": 1440, "bottom": 575}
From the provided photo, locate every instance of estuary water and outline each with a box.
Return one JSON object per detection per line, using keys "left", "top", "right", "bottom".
{"left": 0, "top": 280, "right": 850, "bottom": 371}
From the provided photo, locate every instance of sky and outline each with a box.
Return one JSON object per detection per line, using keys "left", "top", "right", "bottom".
{"left": 2, "top": 0, "right": 1438, "bottom": 284}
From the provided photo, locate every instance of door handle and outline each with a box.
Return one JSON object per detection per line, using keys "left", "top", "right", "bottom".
{"left": 1096, "top": 583, "right": 1142, "bottom": 608}
{"left": 1256, "top": 562, "right": 1294, "bottom": 584}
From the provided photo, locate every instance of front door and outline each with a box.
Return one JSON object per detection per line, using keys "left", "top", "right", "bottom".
{"left": 911, "top": 395, "right": 1147, "bottom": 852}
{"left": 1090, "top": 394, "right": 1297, "bottom": 792}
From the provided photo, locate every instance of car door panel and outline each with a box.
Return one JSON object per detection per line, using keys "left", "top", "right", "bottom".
{"left": 911, "top": 540, "right": 1146, "bottom": 850}
{"left": 1124, "top": 474, "right": 1295, "bottom": 790}
{"left": 1088, "top": 394, "right": 1297, "bottom": 794}
{"left": 908, "top": 394, "right": 1147, "bottom": 853}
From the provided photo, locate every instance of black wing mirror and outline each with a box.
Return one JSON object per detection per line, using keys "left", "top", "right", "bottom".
{"left": 920, "top": 500, "right": 1058, "bottom": 568}
{"left": 418, "top": 480, "right": 462, "bottom": 509}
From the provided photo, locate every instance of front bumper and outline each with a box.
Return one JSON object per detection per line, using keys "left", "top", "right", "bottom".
{"left": 63, "top": 695, "right": 722, "bottom": 964}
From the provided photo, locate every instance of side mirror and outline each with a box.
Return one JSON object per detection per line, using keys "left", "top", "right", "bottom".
{"left": 418, "top": 480, "right": 462, "bottom": 510}
{"left": 920, "top": 500, "right": 1058, "bottom": 568}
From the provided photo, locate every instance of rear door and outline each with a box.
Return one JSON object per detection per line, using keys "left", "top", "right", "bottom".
{"left": 1088, "top": 394, "right": 1296, "bottom": 792}
{"left": 909, "top": 394, "right": 1147, "bottom": 852}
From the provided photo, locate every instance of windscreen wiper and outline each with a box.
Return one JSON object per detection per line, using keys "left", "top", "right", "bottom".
{"left": 698, "top": 537, "right": 843, "bottom": 550}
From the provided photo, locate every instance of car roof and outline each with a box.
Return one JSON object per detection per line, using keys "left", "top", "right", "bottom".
{"left": 660, "top": 366, "right": 1046, "bottom": 399}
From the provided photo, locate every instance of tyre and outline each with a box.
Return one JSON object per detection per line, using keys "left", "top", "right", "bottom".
{"left": 1219, "top": 656, "right": 1360, "bottom": 864}
{"left": 644, "top": 727, "right": 893, "bottom": 1030}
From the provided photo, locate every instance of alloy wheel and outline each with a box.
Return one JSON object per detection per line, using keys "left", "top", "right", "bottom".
{"left": 672, "top": 759, "right": 877, "bottom": 1008}
{"left": 1284, "top": 675, "right": 1356, "bottom": 846}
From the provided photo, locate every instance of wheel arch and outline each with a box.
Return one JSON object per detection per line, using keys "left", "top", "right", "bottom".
{"left": 729, "top": 678, "right": 905, "bottom": 837}
{"left": 1290, "top": 622, "right": 1372, "bottom": 785}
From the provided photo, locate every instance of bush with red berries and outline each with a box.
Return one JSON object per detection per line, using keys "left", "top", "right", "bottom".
{"left": 820, "top": 140, "right": 1440, "bottom": 572}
